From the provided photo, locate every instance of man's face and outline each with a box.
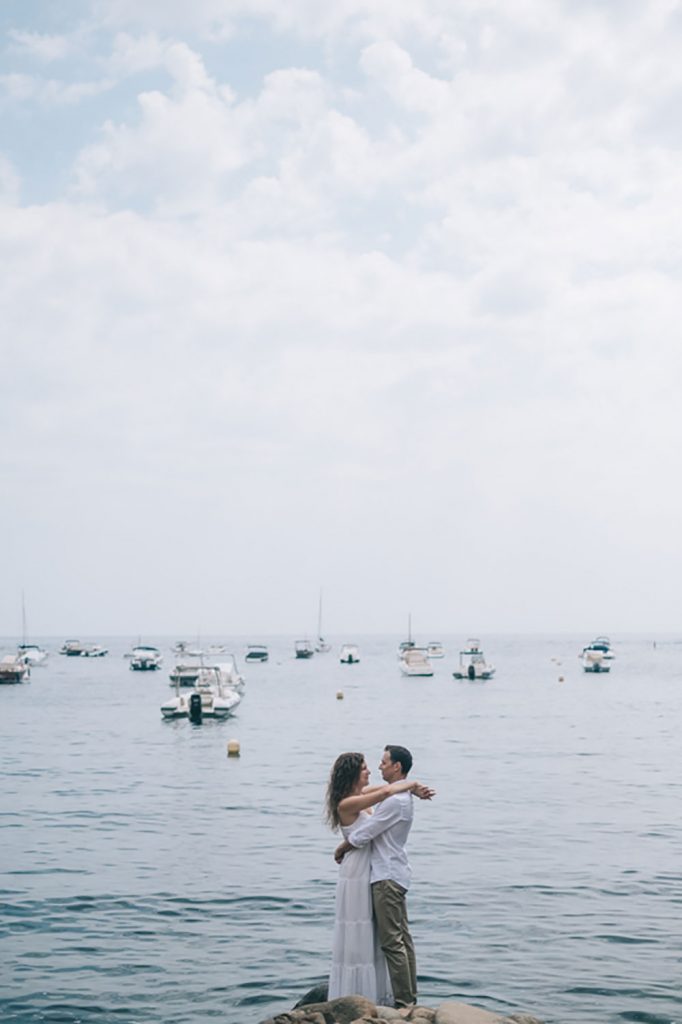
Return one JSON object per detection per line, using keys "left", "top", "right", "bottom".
{"left": 379, "top": 750, "right": 400, "bottom": 782}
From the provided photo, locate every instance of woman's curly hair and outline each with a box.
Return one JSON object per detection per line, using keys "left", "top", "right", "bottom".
{"left": 325, "top": 751, "right": 365, "bottom": 831}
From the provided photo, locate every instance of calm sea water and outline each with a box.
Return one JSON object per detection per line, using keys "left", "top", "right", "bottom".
{"left": 1, "top": 634, "right": 681, "bottom": 1024}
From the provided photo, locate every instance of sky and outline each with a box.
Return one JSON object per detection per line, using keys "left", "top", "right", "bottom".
{"left": 2, "top": 0, "right": 682, "bottom": 638}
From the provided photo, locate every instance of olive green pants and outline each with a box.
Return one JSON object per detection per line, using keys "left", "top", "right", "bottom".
{"left": 371, "top": 879, "right": 417, "bottom": 1007}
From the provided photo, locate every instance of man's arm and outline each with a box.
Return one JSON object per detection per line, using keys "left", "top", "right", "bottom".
{"left": 346, "top": 795, "right": 403, "bottom": 849}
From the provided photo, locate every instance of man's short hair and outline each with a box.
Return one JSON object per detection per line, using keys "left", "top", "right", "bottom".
{"left": 385, "top": 744, "right": 413, "bottom": 775}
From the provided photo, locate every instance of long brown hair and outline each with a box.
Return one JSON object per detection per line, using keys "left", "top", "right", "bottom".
{"left": 325, "top": 751, "right": 364, "bottom": 831}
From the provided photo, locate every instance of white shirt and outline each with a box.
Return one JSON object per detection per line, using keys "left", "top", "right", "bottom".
{"left": 348, "top": 791, "right": 413, "bottom": 890}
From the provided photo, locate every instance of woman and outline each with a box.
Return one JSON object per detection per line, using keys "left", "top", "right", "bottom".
{"left": 325, "top": 751, "right": 429, "bottom": 1004}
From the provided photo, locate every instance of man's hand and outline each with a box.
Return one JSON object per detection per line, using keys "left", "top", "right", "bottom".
{"left": 334, "top": 840, "right": 353, "bottom": 863}
{"left": 413, "top": 783, "right": 436, "bottom": 801}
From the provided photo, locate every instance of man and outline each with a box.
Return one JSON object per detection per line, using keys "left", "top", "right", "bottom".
{"left": 334, "top": 744, "right": 434, "bottom": 1008}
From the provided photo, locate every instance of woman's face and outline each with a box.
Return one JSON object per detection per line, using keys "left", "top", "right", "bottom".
{"left": 358, "top": 759, "right": 370, "bottom": 788}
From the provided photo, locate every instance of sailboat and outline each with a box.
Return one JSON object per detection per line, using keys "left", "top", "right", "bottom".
{"left": 397, "top": 613, "right": 416, "bottom": 658}
{"left": 315, "top": 590, "right": 331, "bottom": 653}
{"left": 17, "top": 592, "right": 48, "bottom": 667}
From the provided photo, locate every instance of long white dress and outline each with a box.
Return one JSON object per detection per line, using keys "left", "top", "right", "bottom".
{"left": 328, "top": 811, "right": 393, "bottom": 1004}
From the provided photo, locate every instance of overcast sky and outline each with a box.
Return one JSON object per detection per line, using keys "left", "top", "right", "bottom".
{"left": 2, "top": 1, "right": 681, "bottom": 638}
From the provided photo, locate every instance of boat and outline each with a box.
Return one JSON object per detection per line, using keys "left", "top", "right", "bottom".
{"left": 58, "top": 640, "right": 108, "bottom": 657}
{"left": 207, "top": 643, "right": 227, "bottom": 655}
{"left": 295, "top": 639, "right": 315, "bottom": 659}
{"left": 17, "top": 594, "right": 48, "bottom": 665}
{"left": 129, "top": 645, "right": 163, "bottom": 671}
{"left": 161, "top": 668, "right": 242, "bottom": 721}
{"left": 397, "top": 614, "right": 416, "bottom": 658}
{"left": 315, "top": 590, "right": 331, "bottom": 652}
{"left": 452, "top": 639, "right": 495, "bottom": 680}
{"left": 427, "top": 641, "right": 445, "bottom": 659}
{"left": 0, "top": 654, "right": 30, "bottom": 684}
{"left": 245, "top": 644, "right": 269, "bottom": 662}
{"left": 17, "top": 643, "right": 48, "bottom": 667}
{"left": 581, "top": 637, "right": 614, "bottom": 673}
{"left": 399, "top": 647, "right": 434, "bottom": 677}
{"left": 340, "top": 643, "right": 360, "bottom": 664}
{"left": 59, "top": 639, "right": 87, "bottom": 656}
{"left": 170, "top": 653, "right": 244, "bottom": 691}
{"left": 81, "top": 644, "right": 108, "bottom": 657}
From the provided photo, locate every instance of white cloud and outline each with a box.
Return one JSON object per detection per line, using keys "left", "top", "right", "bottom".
{"left": 3, "top": 0, "right": 682, "bottom": 631}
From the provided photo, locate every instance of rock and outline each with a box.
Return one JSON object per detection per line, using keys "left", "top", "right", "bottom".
{"left": 434, "top": 1003, "right": 503, "bottom": 1024}
{"left": 375, "top": 1010, "right": 403, "bottom": 1021}
{"left": 294, "top": 984, "right": 330, "bottom": 1008}
{"left": 286, "top": 996, "right": 377, "bottom": 1024}
{"left": 410, "top": 1010, "right": 436, "bottom": 1022}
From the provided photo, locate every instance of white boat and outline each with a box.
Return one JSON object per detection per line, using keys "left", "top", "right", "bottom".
{"left": 170, "top": 654, "right": 244, "bottom": 691}
{"left": 427, "top": 642, "right": 445, "bottom": 659}
{"left": 60, "top": 639, "right": 87, "bottom": 656}
{"left": 340, "top": 643, "right": 360, "bottom": 664}
{"left": 17, "top": 596, "right": 48, "bottom": 666}
{"left": 161, "top": 668, "right": 241, "bottom": 721}
{"left": 81, "top": 644, "right": 108, "bottom": 657}
{"left": 17, "top": 643, "right": 48, "bottom": 667}
{"left": 0, "top": 654, "right": 30, "bottom": 684}
{"left": 453, "top": 639, "right": 495, "bottom": 680}
{"left": 245, "top": 645, "right": 269, "bottom": 662}
{"left": 295, "top": 639, "right": 315, "bottom": 659}
{"left": 399, "top": 647, "right": 434, "bottom": 677}
{"left": 581, "top": 637, "right": 613, "bottom": 673}
{"left": 129, "top": 645, "right": 163, "bottom": 671}
{"left": 207, "top": 643, "right": 227, "bottom": 655}
{"left": 397, "top": 613, "right": 416, "bottom": 658}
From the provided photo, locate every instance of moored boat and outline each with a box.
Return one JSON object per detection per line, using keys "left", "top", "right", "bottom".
{"left": 295, "top": 639, "right": 314, "bottom": 659}
{"left": 17, "top": 643, "right": 48, "bottom": 667}
{"left": 340, "top": 643, "right": 360, "bottom": 664}
{"left": 245, "top": 644, "right": 269, "bottom": 663}
{"left": 399, "top": 648, "right": 433, "bottom": 677}
{"left": 129, "top": 645, "right": 163, "bottom": 671}
{"left": 453, "top": 639, "right": 495, "bottom": 680}
{"left": 0, "top": 654, "right": 30, "bottom": 683}
{"left": 161, "top": 668, "right": 241, "bottom": 721}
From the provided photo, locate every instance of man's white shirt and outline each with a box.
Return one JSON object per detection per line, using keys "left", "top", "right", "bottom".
{"left": 348, "top": 791, "right": 413, "bottom": 890}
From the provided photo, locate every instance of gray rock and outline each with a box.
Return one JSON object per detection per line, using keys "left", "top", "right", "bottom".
{"left": 294, "top": 983, "right": 330, "bottom": 1008}
{"left": 434, "top": 1003, "right": 503, "bottom": 1024}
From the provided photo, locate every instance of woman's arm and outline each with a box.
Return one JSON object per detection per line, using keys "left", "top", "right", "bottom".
{"left": 337, "top": 778, "right": 426, "bottom": 825}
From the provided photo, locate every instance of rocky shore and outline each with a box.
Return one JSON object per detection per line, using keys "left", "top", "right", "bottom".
{"left": 258, "top": 988, "right": 544, "bottom": 1024}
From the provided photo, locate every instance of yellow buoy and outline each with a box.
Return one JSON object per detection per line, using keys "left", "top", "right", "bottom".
{"left": 227, "top": 739, "right": 240, "bottom": 757}
{"left": 336, "top": 691, "right": 344, "bottom": 700}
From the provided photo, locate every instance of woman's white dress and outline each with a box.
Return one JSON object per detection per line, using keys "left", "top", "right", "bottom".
{"left": 328, "top": 811, "right": 393, "bottom": 1004}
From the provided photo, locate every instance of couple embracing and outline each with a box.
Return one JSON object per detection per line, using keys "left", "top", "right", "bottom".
{"left": 325, "top": 745, "right": 436, "bottom": 1009}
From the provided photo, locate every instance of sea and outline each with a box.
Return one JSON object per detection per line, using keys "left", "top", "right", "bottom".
{"left": 1, "top": 634, "right": 681, "bottom": 1024}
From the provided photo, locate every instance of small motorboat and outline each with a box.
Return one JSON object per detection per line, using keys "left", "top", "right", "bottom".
{"left": 129, "top": 645, "right": 163, "bottom": 671}
{"left": 581, "top": 637, "right": 613, "bottom": 672}
{"left": 295, "top": 639, "right": 315, "bottom": 659}
{"left": 17, "top": 643, "right": 48, "bottom": 667}
{"left": 81, "top": 644, "right": 108, "bottom": 657}
{"left": 169, "top": 656, "right": 203, "bottom": 687}
{"left": 0, "top": 654, "right": 30, "bottom": 683}
{"left": 245, "top": 645, "right": 269, "bottom": 663}
{"left": 340, "top": 643, "right": 360, "bottom": 664}
{"left": 427, "top": 642, "right": 445, "bottom": 659}
{"left": 399, "top": 648, "right": 434, "bottom": 677}
{"left": 161, "top": 669, "right": 241, "bottom": 721}
{"left": 59, "top": 639, "right": 86, "bottom": 656}
{"left": 315, "top": 636, "right": 332, "bottom": 653}
{"left": 453, "top": 639, "right": 495, "bottom": 680}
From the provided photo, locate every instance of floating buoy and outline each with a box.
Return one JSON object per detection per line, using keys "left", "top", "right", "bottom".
{"left": 336, "top": 691, "right": 344, "bottom": 700}
{"left": 227, "top": 739, "right": 240, "bottom": 757}
{"left": 558, "top": 676, "right": 565, "bottom": 683}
